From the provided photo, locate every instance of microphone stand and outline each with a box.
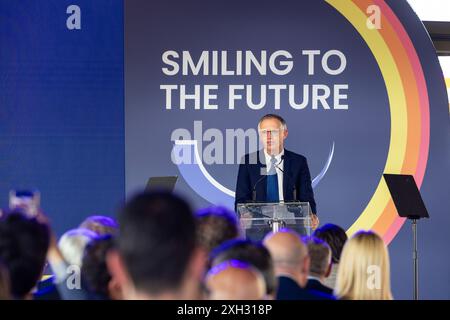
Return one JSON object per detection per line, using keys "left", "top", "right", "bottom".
{"left": 274, "top": 156, "right": 297, "bottom": 201}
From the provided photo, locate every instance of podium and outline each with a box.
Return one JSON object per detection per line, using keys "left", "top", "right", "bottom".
{"left": 236, "top": 202, "right": 312, "bottom": 241}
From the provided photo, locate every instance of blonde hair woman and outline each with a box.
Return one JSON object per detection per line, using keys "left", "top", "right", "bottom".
{"left": 335, "top": 230, "right": 393, "bottom": 300}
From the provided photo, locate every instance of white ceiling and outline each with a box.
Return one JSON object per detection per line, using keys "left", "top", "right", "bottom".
{"left": 407, "top": 0, "right": 450, "bottom": 22}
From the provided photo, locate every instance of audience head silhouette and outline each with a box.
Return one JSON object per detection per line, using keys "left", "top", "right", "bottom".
{"left": 263, "top": 229, "right": 309, "bottom": 287}
{"left": 205, "top": 260, "right": 266, "bottom": 300}
{"left": 195, "top": 206, "right": 240, "bottom": 254}
{"left": 210, "top": 239, "right": 277, "bottom": 299}
{"left": 0, "top": 212, "right": 50, "bottom": 299}
{"left": 107, "top": 191, "right": 204, "bottom": 300}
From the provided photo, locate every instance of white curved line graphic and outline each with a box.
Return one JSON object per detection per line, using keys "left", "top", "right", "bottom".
{"left": 175, "top": 140, "right": 236, "bottom": 197}
{"left": 176, "top": 140, "right": 335, "bottom": 197}
{"left": 312, "top": 141, "right": 335, "bottom": 188}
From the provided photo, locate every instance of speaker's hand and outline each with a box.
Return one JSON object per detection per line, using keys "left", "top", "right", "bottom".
{"left": 311, "top": 214, "right": 319, "bottom": 230}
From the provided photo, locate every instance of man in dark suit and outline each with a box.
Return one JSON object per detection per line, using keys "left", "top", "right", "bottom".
{"left": 263, "top": 230, "right": 334, "bottom": 300}
{"left": 306, "top": 277, "right": 333, "bottom": 296}
{"left": 277, "top": 276, "right": 333, "bottom": 300}
{"left": 235, "top": 114, "right": 319, "bottom": 228}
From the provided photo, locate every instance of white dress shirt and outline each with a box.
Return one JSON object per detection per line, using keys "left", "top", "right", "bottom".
{"left": 264, "top": 149, "right": 284, "bottom": 201}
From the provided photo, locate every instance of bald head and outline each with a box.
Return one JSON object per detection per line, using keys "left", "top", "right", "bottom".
{"left": 263, "top": 229, "right": 310, "bottom": 287}
{"left": 263, "top": 229, "right": 307, "bottom": 265}
{"left": 206, "top": 261, "right": 266, "bottom": 300}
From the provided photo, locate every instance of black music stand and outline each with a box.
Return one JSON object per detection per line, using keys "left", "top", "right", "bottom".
{"left": 383, "top": 174, "right": 429, "bottom": 300}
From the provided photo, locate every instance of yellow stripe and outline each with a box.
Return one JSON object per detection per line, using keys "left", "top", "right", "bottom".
{"left": 326, "top": 0, "right": 409, "bottom": 236}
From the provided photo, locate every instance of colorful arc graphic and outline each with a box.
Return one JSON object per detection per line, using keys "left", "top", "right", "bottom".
{"left": 326, "top": 0, "right": 430, "bottom": 244}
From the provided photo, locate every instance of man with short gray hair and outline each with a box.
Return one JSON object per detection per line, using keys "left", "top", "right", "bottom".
{"left": 305, "top": 236, "right": 334, "bottom": 296}
{"left": 235, "top": 114, "right": 319, "bottom": 229}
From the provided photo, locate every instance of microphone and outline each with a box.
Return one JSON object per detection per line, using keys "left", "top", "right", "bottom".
{"left": 252, "top": 174, "right": 267, "bottom": 202}
{"left": 274, "top": 155, "right": 285, "bottom": 173}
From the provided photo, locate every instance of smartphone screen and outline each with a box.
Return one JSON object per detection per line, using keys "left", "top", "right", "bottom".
{"left": 9, "top": 190, "right": 40, "bottom": 217}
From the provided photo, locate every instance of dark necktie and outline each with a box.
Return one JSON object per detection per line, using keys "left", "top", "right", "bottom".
{"left": 266, "top": 155, "right": 279, "bottom": 202}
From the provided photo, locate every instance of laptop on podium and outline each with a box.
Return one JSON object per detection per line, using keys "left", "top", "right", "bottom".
{"left": 145, "top": 176, "right": 178, "bottom": 192}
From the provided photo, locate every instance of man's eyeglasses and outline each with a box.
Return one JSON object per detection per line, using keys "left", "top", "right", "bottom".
{"left": 258, "top": 129, "right": 283, "bottom": 136}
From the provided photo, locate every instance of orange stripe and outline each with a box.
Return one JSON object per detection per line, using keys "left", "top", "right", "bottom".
{"left": 373, "top": 201, "right": 396, "bottom": 236}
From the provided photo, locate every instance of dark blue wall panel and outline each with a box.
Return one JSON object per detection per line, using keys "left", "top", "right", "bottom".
{"left": 0, "top": 0, "right": 124, "bottom": 236}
